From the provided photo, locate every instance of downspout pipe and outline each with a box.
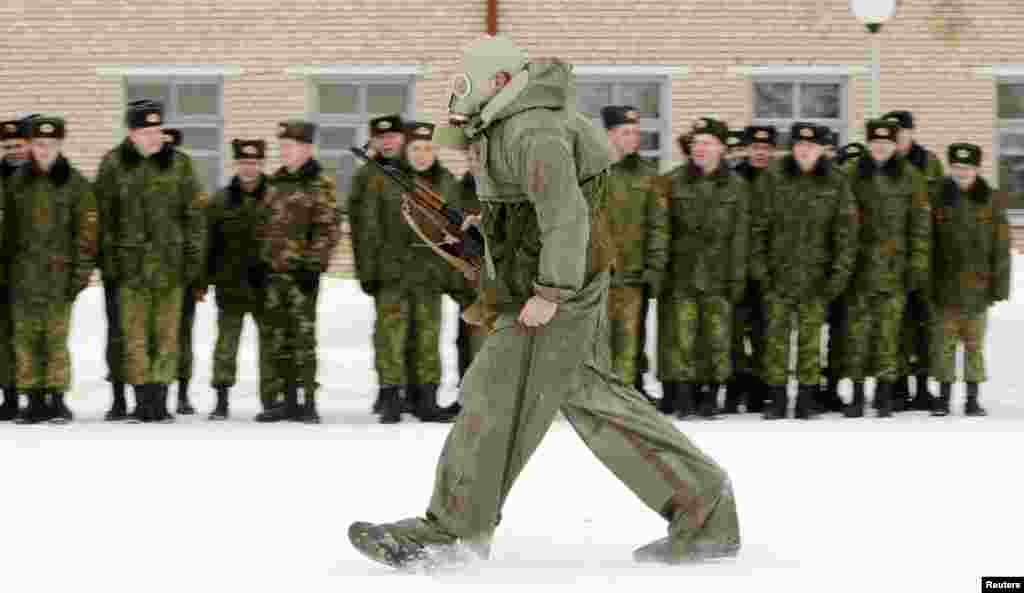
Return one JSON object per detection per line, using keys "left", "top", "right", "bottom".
{"left": 487, "top": 0, "right": 497, "bottom": 35}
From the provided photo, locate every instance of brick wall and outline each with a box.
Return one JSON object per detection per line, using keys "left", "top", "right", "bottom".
{"left": 5, "top": 0, "right": 1024, "bottom": 273}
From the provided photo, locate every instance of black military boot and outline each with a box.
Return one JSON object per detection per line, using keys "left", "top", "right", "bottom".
{"left": 208, "top": 387, "right": 230, "bottom": 421}
{"left": 0, "top": 387, "right": 18, "bottom": 421}
{"left": 152, "top": 384, "right": 176, "bottom": 423}
{"left": 964, "top": 382, "right": 988, "bottom": 417}
{"left": 104, "top": 382, "right": 128, "bottom": 421}
{"left": 127, "top": 384, "right": 150, "bottom": 423}
{"left": 818, "top": 373, "right": 845, "bottom": 413}
{"left": 370, "top": 391, "right": 384, "bottom": 414}
{"left": 891, "top": 375, "right": 911, "bottom": 412}
{"left": 723, "top": 375, "right": 745, "bottom": 414}
{"left": 794, "top": 384, "right": 820, "bottom": 420}
{"left": 260, "top": 392, "right": 281, "bottom": 412}
{"left": 674, "top": 383, "right": 696, "bottom": 419}
{"left": 762, "top": 384, "right": 788, "bottom": 420}
{"left": 176, "top": 379, "right": 196, "bottom": 415}
{"left": 746, "top": 376, "right": 766, "bottom": 413}
{"left": 48, "top": 392, "right": 73, "bottom": 424}
{"left": 401, "top": 384, "right": 418, "bottom": 416}
{"left": 698, "top": 383, "right": 720, "bottom": 419}
{"left": 415, "top": 384, "right": 455, "bottom": 423}
{"left": 15, "top": 392, "right": 49, "bottom": 425}
{"left": 657, "top": 382, "right": 677, "bottom": 415}
{"left": 438, "top": 400, "right": 463, "bottom": 420}
{"left": 875, "top": 381, "right": 894, "bottom": 418}
{"left": 255, "top": 384, "right": 299, "bottom": 422}
{"left": 298, "top": 388, "right": 322, "bottom": 424}
{"left": 909, "top": 373, "right": 934, "bottom": 411}
{"left": 377, "top": 385, "right": 402, "bottom": 424}
{"left": 931, "top": 382, "right": 951, "bottom": 417}
{"left": 843, "top": 381, "right": 866, "bottom": 418}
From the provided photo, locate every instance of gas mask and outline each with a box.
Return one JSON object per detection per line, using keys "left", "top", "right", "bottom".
{"left": 448, "top": 35, "right": 527, "bottom": 118}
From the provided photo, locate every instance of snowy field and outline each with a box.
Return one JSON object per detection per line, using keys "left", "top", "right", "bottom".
{"left": 3, "top": 258, "right": 1024, "bottom": 592}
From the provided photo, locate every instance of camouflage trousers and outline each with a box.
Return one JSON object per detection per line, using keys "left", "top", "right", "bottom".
{"left": 426, "top": 272, "right": 738, "bottom": 552}
{"left": 177, "top": 286, "right": 197, "bottom": 381}
{"left": 659, "top": 296, "right": 733, "bottom": 383}
{"left": 212, "top": 299, "right": 272, "bottom": 394}
{"left": 762, "top": 295, "right": 826, "bottom": 386}
{"left": 103, "top": 281, "right": 125, "bottom": 384}
{"left": 732, "top": 283, "right": 765, "bottom": 378}
{"left": 898, "top": 292, "right": 932, "bottom": 377}
{"left": 373, "top": 287, "right": 441, "bottom": 386}
{"left": 932, "top": 306, "right": 988, "bottom": 383}
{"left": 12, "top": 299, "right": 73, "bottom": 392}
{"left": 0, "top": 285, "right": 13, "bottom": 388}
{"left": 264, "top": 273, "right": 319, "bottom": 394}
{"left": 608, "top": 285, "right": 644, "bottom": 384}
{"left": 845, "top": 292, "right": 906, "bottom": 381}
{"left": 120, "top": 285, "right": 184, "bottom": 386}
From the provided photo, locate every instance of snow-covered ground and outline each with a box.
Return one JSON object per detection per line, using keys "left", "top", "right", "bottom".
{"left": 3, "top": 257, "right": 1024, "bottom": 592}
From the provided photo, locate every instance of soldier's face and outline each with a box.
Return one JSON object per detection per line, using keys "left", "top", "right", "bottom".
{"left": 896, "top": 129, "right": 914, "bottom": 154}
{"left": 869, "top": 140, "right": 897, "bottom": 164}
{"left": 951, "top": 164, "right": 978, "bottom": 191}
{"left": 406, "top": 140, "right": 436, "bottom": 172}
{"left": 129, "top": 126, "right": 164, "bottom": 156}
{"left": 748, "top": 142, "right": 773, "bottom": 168}
{"left": 792, "top": 141, "right": 824, "bottom": 172}
{"left": 691, "top": 134, "right": 725, "bottom": 172}
{"left": 609, "top": 124, "right": 641, "bottom": 157}
{"left": 373, "top": 133, "right": 404, "bottom": 159}
{"left": 30, "top": 138, "right": 61, "bottom": 171}
{"left": 236, "top": 159, "right": 263, "bottom": 183}
{"left": 279, "top": 139, "right": 312, "bottom": 171}
{"left": 2, "top": 138, "right": 29, "bottom": 164}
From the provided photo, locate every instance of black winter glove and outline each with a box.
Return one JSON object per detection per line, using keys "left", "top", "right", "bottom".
{"left": 247, "top": 263, "right": 270, "bottom": 290}
{"left": 293, "top": 270, "right": 319, "bottom": 295}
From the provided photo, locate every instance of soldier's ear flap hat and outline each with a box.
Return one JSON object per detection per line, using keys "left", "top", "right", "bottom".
{"left": 789, "top": 122, "right": 826, "bottom": 146}
{"left": 726, "top": 129, "right": 747, "bottom": 149}
{"left": 691, "top": 117, "right": 728, "bottom": 144}
{"left": 948, "top": 143, "right": 982, "bottom": 167}
{"left": 404, "top": 121, "right": 435, "bottom": 142}
{"left": 838, "top": 142, "right": 866, "bottom": 163}
{"left": 866, "top": 119, "right": 899, "bottom": 143}
{"left": 232, "top": 139, "right": 267, "bottom": 160}
{"left": 1, "top": 120, "right": 24, "bottom": 141}
{"left": 30, "top": 116, "right": 66, "bottom": 140}
{"left": 369, "top": 114, "right": 404, "bottom": 137}
{"left": 277, "top": 120, "right": 317, "bottom": 144}
{"left": 162, "top": 128, "right": 182, "bottom": 147}
{"left": 126, "top": 100, "right": 164, "bottom": 129}
{"left": 601, "top": 105, "right": 640, "bottom": 130}
{"left": 882, "top": 110, "right": 914, "bottom": 130}
{"left": 744, "top": 125, "right": 777, "bottom": 146}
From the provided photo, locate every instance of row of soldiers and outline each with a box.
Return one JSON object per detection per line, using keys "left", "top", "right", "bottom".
{"left": 0, "top": 101, "right": 341, "bottom": 424}
{"left": 598, "top": 106, "right": 1011, "bottom": 420}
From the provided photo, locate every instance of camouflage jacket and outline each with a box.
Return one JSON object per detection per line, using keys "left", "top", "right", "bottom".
{"left": 348, "top": 156, "right": 403, "bottom": 293}
{"left": 94, "top": 140, "right": 206, "bottom": 289}
{"left": 204, "top": 174, "right": 267, "bottom": 304}
{"left": 452, "top": 172, "right": 482, "bottom": 215}
{"left": 606, "top": 154, "right": 669, "bottom": 290}
{"left": 256, "top": 158, "right": 340, "bottom": 274}
{"left": 753, "top": 156, "right": 858, "bottom": 302}
{"left": 664, "top": 162, "right": 750, "bottom": 301}
{"left": 462, "top": 59, "right": 613, "bottom": 312}
{"left": 905, "top": 142, "right": 945, "bottom": 196}
{"left": 0, "top": 158, "right": 18, "bottom": 285}
{"left": 360, "top": 159, "right": 460, "bottom": 292}
{"left": 5, "top": 155, "right": 97, "bottom": 304}
{"left": 848, "top": 154, "right": 931, "bottom": 295}
{"left": 931, "top": 176, "right": 1012, "bottom": 312}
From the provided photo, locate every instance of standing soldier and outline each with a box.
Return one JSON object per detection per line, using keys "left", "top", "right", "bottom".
{"left": 252, "top": 120, "right": 339, "bottom": 423}
{"left": 600, "top": 105, "right": 669, "bottom": 397}
{"left": 660, "top": 118, "right": 749, "bottom": 419}
{"left": 842, "top": 119, "right": 930, "bottom": 418}
{"left": 204, "top": 139, "right": 270, "bottom": 420}
{"left": 753, "top": 123, "right": 858, "bottom": 420}
{"left": 94, "top": 100, "right": 206, "bottom": 423}
{"left": 348, "top": 114, "right": 406, "bottom": 417}
{"left": 929, "top": 144, "right": 1011, "bottom": 416}
{"left": 883, "top": 110, "right": 944, "bottom": 411}
{"left": 6, "top": 116, "right": 97, "bottom": 423}
{"left": 726, "top": 125, "right": 776, "bottom": 414}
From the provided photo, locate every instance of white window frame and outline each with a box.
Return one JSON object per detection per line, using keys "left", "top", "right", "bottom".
{"left": 993, "top": 72, "right": 1024, "bottom": 218}
{"left": 573, "top": 66, "right": 684, "bottom": 172}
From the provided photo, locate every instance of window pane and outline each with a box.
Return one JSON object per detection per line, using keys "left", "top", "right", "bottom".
{"left": 176, "top": 82, "right": 220, "bottom": 117}
{"left": 1000, "top": 156, "right": 1024, "bottom": 208}
{"left": 998, "top": 83, "right": 1024, "bottom": 120}
{"left": 176, "top": 127, "right": 221, "bottom": 152}
{"left": 998, "top": 132, "right": 1024, "bottom": 155}
{"left": 319, "top": 126, "right": 357, "bottom": 152}
{"left": 318, "top": 83, "right": 359, "bottom": 115}
{"left": 620, "top": 83, "right": 660, "bottom": 118}
{"left": 190, "top": 155, "right": 222, "bottom": 192}
{"left": 366, "top": 84, "right": 406, "bottom": 115}
{"left": 126, "top": 82, "right": 169, "bottom": 105}
{"left": 639, "top": 131, "right": 660, "bottom": 151}
{"left": 576, "top": 82, "right": 612, "bottom": 118}
{"left": 800, "top": 83, "right": 841, "bottom": 119}
{"left": 754, "top": 82, "right": 794, "bottom": 118}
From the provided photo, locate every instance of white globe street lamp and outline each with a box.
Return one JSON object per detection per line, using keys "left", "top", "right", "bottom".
{"left": 850, "top": 0, "right": 898, "bottom": 118}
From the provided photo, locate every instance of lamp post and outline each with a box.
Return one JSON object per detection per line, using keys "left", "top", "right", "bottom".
{"left": 850, "top": 0, "right": 898, "bottom": 119}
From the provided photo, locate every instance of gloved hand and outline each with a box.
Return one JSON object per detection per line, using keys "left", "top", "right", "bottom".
{"left": 292, "top": 270, "right": 319, "bottom": 295}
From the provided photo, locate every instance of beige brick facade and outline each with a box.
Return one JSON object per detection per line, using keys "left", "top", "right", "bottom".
{"left": 4, "top": 0, "right": 1024, "bottom": 274}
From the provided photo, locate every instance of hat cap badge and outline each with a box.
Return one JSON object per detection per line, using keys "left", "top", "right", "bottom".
{"left": 876, "top": 127, "right": 890, "bottom": 137}
{"left": 40, "top": 123, "right": 55, "bottom": 133}
{"left": 378, "top": 121, "right": 392, "bottom": 130}
{"left": 957, "top": 148, "right": 970, "bottom": 159}
{"left": 146, "top": 113, "right": 160, "bottom": 124}
{"left": 755, "top": 130, "right": 769, "bottom": 139}
{"left": 800, "top": 127, "right": 814, "bottom": 138}
{"left": 243, "top": 145, "right": 258, "bottom": 155}
{"left": 415, "top": 126, "right": 431, "bottom": 135}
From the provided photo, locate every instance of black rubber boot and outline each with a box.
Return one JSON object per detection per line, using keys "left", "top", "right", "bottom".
{"left": 128, "top": 384, "right": 150, "bottom": 423}
{"left": 48, "top": 392, "right": 73, "bottom": 424}
{"left": 208, "top": 387, "right": 230, "bottom": 421}
{"left": 657, "top": 382, "right": 677, "bottom": 415}
{"left": 909, "top": 373, "right": 934, "bottom": 411}
{"left": 746, "top": 376, "right": 766, "bottom": 413}
{"left": 152, "top": 384, "right": 175, "bottom": 423}
{"left": 762, "top": 384, "right": 788, "bottom": 420}
{"left": 15, "top": 392, "right": 49, "bottom": 425}
{"left": 104, "top": 382, "right": 128, "bottom": 421}
{"left": 377, "top": 385, "right": 402, "bottom": 424}
{"left": 298, "top": 389, "right": 322, "bottom": 424}
{"left": 255, "top": 384, "right": 299, "bottom": 422}
{"left": 875, "top": 381, "right": 894, "bottom": 418}
{"left": 818, "top": 373, "right": 845, "bottom": 413}
{"left": 891, "top": 375, "right": 911, "bottom": 412}
{"left": 176, "top": 379, "right": 196, "bottom": 415}
{"left": 723, "top": 375, "right": 745, "bottom": 414}
{"left": 415, "top": 384, "right": 456, "bottom": 423}
{"left": 931, "top": 382, "right": 951, "bottom": 417}
{"left": 843, "top": 381, "right": 866, "bottom": 418}
{"left": 794, "top": 384, "right": 820, "bottom": 420}
{"left": 674, "top": 383, "right": 696, "bottom": 419}
{"left": 964, "top": 382, "right": 987, "bottom": 417}
{"left": 0, "top": 387, "right": 18, "bottom": 421}
{"left": 698, "top": 383, "right": 720, "bottom": 419}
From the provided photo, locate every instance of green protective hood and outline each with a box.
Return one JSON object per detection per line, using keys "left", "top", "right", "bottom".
{"left": 476, "top": 58, "right": 574, "bottom": 131}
